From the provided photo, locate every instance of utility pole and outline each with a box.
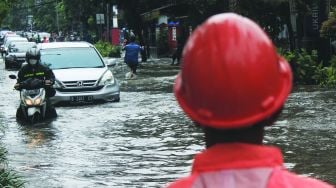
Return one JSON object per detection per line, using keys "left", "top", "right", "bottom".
{"left": 318, "top": 0, "right": 331, "bottom": 65}
{"left": 106, "top": 2, "right": 110, "bottom": 42}
{"left": 27, "top": 15, "right": 33, "bottom": 32}
{"left": 289, "top": 0, "right": 298, "bottom": 50}
{"left": 55, "top": 0, "right": 60, "bottom": 35}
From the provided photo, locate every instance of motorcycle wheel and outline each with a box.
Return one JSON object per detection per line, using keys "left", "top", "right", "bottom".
{"left": 29, "top": 113, "right": 41, "bottom": 124}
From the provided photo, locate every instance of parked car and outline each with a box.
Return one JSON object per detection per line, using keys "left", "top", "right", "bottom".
{"left": 4, "top": 41, "right": 36, "bottom": 69}
{"left": 0, "top": 30, "right": 11, "bottom": 45}
{"left": 2, "top": 32, "right": 20, "bottom": 45}
{"left": 37, "top": 42, "right": 120, "bottom": 105}
{"left": 1, "top": 36, "right": 28, "bottom": 56}
{"left": 0, "top": 33, "right": 19, "bottom": 55}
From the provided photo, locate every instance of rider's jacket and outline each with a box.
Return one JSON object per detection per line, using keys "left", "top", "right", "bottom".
{"left": 167, "top": 143, "right": 333, "bottom": 188}
{"left": 18, "top": 63, "right": 55, "bottom": 83}
{"left": 17, "top": 63, "right": 56, "bottom": 97}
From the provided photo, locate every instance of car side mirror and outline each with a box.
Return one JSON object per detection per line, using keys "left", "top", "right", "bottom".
{"left": 104, "top": 58, "right": 117, "bottom": 67}
{"left": 21, "top": 62, "right": 28, "bottom": 68}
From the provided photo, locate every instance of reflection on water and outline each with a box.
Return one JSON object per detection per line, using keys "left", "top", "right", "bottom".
{"left": 266, "top": 88, "right": 336, "bottom": 184}
{"left": 0, "top": 59, "right": 335, "bottom": 187}
{"left": 18, "top": 122, "right": 57, "bottom": 149}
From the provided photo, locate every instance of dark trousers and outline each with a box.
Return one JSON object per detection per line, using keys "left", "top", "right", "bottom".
{"left": 172, "top": 49, "right": 182, "bottom": 65}
{"left": 127, "top": 63, "right": 138, "bottom": 74}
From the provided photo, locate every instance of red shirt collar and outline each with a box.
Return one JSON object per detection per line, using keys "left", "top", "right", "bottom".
{"left": 192, "top": 143, "right": 283, "bottom": 173}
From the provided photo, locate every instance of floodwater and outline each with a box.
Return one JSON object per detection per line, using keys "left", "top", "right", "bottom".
{"left": 0, "top": 58, "right": 335, "bottom": 187}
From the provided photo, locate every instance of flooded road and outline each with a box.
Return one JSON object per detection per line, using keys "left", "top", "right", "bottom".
{"left": 0, "top": 58, "right": 335, "bottom": 187}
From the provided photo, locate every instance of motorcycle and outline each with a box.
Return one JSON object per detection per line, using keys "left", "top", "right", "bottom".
{"left": 9, "top": 75, "right": 56, "bottom": 123}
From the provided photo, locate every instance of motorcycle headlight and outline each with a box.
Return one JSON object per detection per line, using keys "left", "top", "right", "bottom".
{"left": 34, "top": 98, "right": 42, "bottom": 105}
{"left": 25, "top": 99, "right": 33, "bottom": 106}
{"left": 34, "top": 89, "right": 45, "bottom": 105}
{"left": 98, "top": 71, "right": 115, "bottom": 86}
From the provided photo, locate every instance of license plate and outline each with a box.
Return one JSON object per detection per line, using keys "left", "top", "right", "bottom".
{"left": 70, "top": 96, "right": 93, "bottom": 103}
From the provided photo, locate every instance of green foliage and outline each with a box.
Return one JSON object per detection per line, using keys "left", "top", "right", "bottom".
{"left": 0, "top": 147, "right": 6, "bottom": 162}
{"left": 109, "top": 46, "right": 122, "bottom": 58}
{"left": 280, "top": 48, "right": 321, "bottom": 85}
{"left": 1, "top": 0, "right": 65, "bottom": 32}
{"left": 0, "top": 169, "right": 25, "bottom": 188}
{"left": 94, "top": 40, "right": 121, "bottom": 58}
{"left": 87, "top": 16, "right": 94, "bottom": 28}
{"left": 95, "top": 40, "right": 113, "bottom": 57}
{"left": 0, "top": 0, "right": 18, "bottom": 27}
{"left": 318, "top": 56, "right": 336, "bottom": 87}
{"left": 320, "top": 7, "right": 336, "bottom": 38}
{"left": 0, "top": 147, "right": 25, "bottom": 188}
{"left": 279, "top": 49, "right": 336, "bottom": 87}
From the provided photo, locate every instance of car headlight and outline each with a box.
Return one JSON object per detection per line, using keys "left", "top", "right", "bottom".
{"left": 53, "top": 80, "right": 62, "bottom": 89}
{"left": 98, "top": 71, "right": 115, "bottom": 86}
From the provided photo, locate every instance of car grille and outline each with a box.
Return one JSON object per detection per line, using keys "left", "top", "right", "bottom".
{"left": 63, "top": 80, "right": 97, "bottom": 87}
{"left": 58, "top": 80, "right": 102, "bottom": 92}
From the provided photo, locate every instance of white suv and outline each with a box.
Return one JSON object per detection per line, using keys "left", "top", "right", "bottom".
{"left": 38, "top": 42, "right": 120, "bottom": 105}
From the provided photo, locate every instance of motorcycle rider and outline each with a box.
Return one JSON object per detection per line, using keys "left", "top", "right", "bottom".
{"left": 167, "top": 13, "right": 332, "bottom": 187}
{"left": 15, "top": 46, "right": 57, "bottom": 119}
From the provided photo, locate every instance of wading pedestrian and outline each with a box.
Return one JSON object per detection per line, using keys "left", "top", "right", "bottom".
{"left": 122, "top": 35, "right": 143, "bottom": 79}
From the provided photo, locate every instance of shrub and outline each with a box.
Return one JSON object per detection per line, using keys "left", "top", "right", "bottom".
{"left": 280, "top": 48, "right": 321, "bottom": 85}
{"left": 279, "top": 48, "right": 336, "bottom": 87}
{"left": 318, "top": 56, "right": 336, "bottom": 87}
{"left": 320, "top": 7, "right": 336, "bottom": 38}
{"left": 94, "top": 40, "right": 121, "bottom": 58}
{"left": 0, "top": 147, "right": 25, "bottom": 187}
{"left": 108, "top": 45, "right": 121, "bottom": 58}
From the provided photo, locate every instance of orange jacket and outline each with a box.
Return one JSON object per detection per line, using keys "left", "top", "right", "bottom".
{"left": 167, "top": 143, "right": 333, "bottom": 188}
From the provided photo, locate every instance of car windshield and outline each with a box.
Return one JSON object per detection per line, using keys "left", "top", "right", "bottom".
{"left": 10, "top": 43, "right": 35, "bottom": 53}
{"left": 5, "top": 39, "right": 27, "bottom": 47}
{"left": 40, "top": 47, "right": 105, "bottom": 69}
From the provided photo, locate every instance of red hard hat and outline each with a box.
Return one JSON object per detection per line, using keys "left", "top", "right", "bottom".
{"left": 174, "top": 13, "right": 292, "bottom": 129}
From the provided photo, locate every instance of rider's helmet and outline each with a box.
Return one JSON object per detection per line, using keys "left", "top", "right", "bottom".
{"left": 26, "top": 47, "right": 40, "bottom": 67}
{"left": 174, "top": 13, "right": 292, "bottom": 130}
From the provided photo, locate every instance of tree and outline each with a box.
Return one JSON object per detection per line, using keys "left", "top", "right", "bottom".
{"left": 0, "top": 0, "right": 18, "bottom": 27}
{"left": 321, "top": 7, "right": 336, "bottom": 39}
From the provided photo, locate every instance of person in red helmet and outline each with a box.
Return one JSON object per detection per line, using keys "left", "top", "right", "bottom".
{"left": 167, "top": 13, "right": 333, "bottom": 188}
